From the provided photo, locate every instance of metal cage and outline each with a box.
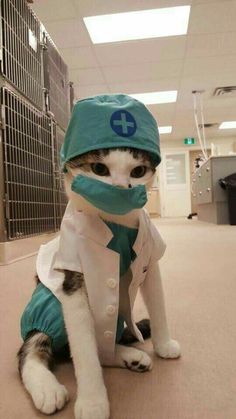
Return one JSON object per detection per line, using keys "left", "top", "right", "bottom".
{"left": 1, "top": 87, "right": 56, "bottom": 240}
{"left": 43, "top": 32, "right": 69, "bottom": 131}
{"left": 52, "top": 122, "right": 68, "bottom": 229}
{"left": 0, "top": 0, "right": 70, "bottom": 243}
{"left": 0, "top": 0, "right": 43, "bottom": 110}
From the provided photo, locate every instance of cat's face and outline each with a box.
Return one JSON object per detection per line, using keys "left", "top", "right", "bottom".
{"left": 64, "top": 148, "right": 156, "bottom": 220}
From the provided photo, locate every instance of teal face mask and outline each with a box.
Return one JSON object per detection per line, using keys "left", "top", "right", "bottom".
{"left": 71, "top": 175, "right": 147, "bottom": 215}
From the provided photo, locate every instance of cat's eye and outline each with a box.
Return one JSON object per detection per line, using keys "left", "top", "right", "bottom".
{"left": 130, "top": 165, "right": 147, "bottom": 178}
{"left": 91, "top": 163, "right": 110, "bottom": 176}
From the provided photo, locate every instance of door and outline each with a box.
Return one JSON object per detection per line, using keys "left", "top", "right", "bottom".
{"left": 161, "top": 151, "right": 191, "bottom": 217}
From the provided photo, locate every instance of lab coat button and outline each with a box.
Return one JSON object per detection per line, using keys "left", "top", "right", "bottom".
{"left": 104, "top": 331, "right": 114, "bottom": 339}
{"left": 106, "top": 305, "right": 116, "bottom": 316}
{"left": 107, "top": 278, "right": 117, "bottom": 289}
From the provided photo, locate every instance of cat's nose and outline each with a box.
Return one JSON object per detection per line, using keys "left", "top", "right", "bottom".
{"left": 113, "top": 182, "right": 128, "bottom": 188}
{"left": 112, "top": 176, "right": 129, "bottom": 188}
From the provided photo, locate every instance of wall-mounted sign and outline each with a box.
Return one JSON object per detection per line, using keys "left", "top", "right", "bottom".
{"left": 184, "top": 137, "right": 195, "bottom": 145}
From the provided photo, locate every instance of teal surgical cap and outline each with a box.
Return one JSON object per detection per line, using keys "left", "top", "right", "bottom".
{"left": 60, "top": 94, "right": 161, "bottom": 170}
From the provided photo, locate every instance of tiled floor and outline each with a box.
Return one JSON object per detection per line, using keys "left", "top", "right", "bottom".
{"left": 1, "top": 217, "right": 236, "bottom": 419}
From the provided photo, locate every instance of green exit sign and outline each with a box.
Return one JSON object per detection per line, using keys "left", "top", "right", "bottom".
{"left": 184, "top": 137, "right": 195, "bottom": 145}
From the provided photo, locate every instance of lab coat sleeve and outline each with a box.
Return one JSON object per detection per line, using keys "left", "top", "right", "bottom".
{"left": 148, "top": 221, "right": 166, "bottom": 266}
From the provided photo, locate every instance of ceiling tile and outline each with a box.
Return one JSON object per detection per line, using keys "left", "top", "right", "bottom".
{"left": 60, "top": 47, "right": 99, "bottom": 69}
{"left": 30, "top": 0, "right": 236, "bottom": 147}
{"left": 204, "top": 97, "right": 236, "bottom": 112}
{"left": 75, "top": 0, "right": 193, "bottom": 18}
{"left": 94, "top": 37, "right": 187, "bottom": 67}
{"left": 103, "top": 60, "right": 183, "bottom": 84}
{"left": 192, "top": 0, "right": 231, "bottom": 4}
{"left": 42, "top": 19, "right": 91, "bottom": 48}
{"left": 186, "top": 32, "right": 236, "bottom": 58}
{"left": 108, "top": 78, "right": 180, "bottom": 95}
{"left": 180, "top": 73, "right": 236, "bottom": 95}
{"left": 183, "top": 56, "right": 236, "bottom": 78}
{"left": 176, "top": 84, "right": 236, "bottom": 114}
{"left": 201, "top": 107, "right": 236, "bottom": 121}
{"left": 31, "top": 0, "right": 78, "bottom": 21}
{"left": 69, "top": 68, "right": 106, "bottom": 86}
{"left": 148, "top": 104, "right": 176, "bottom": 125}
{"left": 189, "top": 1, "right": 236, "bottom": 34}
{"left": 174, "top": 102, "right": 236, "bottom": 139}
{"left": 73, "top": 84, "right": 109, "bottom": 100}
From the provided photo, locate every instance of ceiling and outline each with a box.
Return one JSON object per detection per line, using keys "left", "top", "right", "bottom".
{"left": 30, "top": 0, "right": 236, "bottom": 143}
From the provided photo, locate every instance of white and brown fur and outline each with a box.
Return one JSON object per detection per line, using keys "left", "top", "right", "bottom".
{"left": 18, "top": 148, "right": 180, "bottom": 419}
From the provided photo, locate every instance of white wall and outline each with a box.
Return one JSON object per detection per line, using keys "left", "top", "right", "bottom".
{"left": 160, "top": 136, "right": 236, "bottom": 155}
{"left": 158, "top": 136, "right": 236, "bottom": 217}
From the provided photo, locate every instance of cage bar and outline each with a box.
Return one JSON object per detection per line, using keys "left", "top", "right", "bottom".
{"left": 52, "top": 122, "right": 68, "bottom": 229}
{"left": 1, "top": 87, "right": 55, "bottom": 239}
{"left": 43, "top": 32, "right": 70, "bottom": 130}
{"left": 1, "top": 0, "right": 43, "bottom": 109}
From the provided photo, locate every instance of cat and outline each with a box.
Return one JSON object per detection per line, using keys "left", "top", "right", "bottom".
{"left": 18, "top": 147, "right": 181, "bottom": 419}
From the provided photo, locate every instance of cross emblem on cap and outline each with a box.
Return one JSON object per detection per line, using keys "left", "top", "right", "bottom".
{"left": 110, "top": 110, "right": 137, "bottom": 137}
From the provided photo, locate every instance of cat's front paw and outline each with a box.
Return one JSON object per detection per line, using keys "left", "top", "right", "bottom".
{"left": 30, "top": 377, "right": 69, "bottom": 414}
{"left": 155, "top": 339, "right": 181, "bottom": 359}
{"left": 121, "top": 347, "right": 153, "bottom": 372}
{"left": 74, "top": 393, "right": 110, "bottom": 419}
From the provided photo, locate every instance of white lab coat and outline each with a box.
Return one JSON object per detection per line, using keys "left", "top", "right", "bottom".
{"left": 36, "top": 202, "right": 166, "bottom": 364}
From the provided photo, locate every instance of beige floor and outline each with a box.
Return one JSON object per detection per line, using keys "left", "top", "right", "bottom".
{"left": 1, "top": 217, "right": 236, "bottom": 419}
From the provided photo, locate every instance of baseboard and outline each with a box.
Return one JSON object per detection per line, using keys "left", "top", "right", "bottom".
{"left": 0, "top": 233, "right": 57, "bottom": 265}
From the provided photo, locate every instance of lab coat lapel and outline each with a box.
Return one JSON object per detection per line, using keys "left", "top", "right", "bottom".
{"left": 74, "top": 210, "right": 113, "bottom": 247}
{"left": 53, "top": 203, "right": 114, "bottom": 272}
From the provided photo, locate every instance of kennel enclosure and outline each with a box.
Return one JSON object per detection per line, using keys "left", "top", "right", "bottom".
{"left": 0, "top": 0, "right": 71, "bottom": 245}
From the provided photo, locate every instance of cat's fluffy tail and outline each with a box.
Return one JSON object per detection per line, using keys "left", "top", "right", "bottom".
{"left": 119, "top": 319, "right": 151, "bottom": 344}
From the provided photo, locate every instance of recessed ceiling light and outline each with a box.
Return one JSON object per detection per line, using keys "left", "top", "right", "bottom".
{"left": 129, "top": 91, "right": 178, "bottom": 105}
{"left": 84, "top": 6, "right": 191, "bottom": 44}
{"left": 159, "top": 126, "right": 172, "bottom": 134}
{"left": 219, "top": 121, "right": 236, "bottom": 129}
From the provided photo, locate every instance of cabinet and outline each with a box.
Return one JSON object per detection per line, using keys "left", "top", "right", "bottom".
{"left": 194, "top": 156, "right": 236, "bottom": 224}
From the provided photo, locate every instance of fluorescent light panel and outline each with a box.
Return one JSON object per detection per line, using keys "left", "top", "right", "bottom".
{"left": 129, "top": 91, "right": 177, "bottom": 105}
{"left": 84, "top": 6, "right": 191, "bottom": 44}
{"left": 159, "top": 126, "right": 172, "bottom": 134}
{"left": 219, "top": 121, "right": 236, "bottom": 129}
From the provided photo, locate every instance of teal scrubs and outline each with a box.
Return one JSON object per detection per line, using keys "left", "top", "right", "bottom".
{"left": 21, "top": 222, "right": 138, "bottom": 352}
